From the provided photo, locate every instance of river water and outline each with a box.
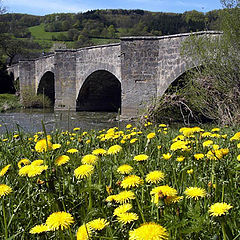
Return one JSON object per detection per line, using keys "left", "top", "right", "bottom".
{"left": 0, "top": 109, "right": 127, "bottom": 134}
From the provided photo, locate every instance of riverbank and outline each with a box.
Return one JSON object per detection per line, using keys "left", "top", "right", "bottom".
{"left": 0, "top": 94, "right": 22, "bottom": 112}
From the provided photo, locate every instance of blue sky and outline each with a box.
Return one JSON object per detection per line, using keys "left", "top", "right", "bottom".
{"left": 3, "top": 0, "right": 223, "bottom": 16}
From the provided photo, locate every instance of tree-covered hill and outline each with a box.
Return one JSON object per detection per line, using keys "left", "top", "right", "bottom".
{"left": 0, "top": 9, "right": 221, "bottom": 64}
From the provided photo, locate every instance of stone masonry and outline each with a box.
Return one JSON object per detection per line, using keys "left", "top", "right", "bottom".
{"left": 7, "top": 31, "right": 222, "bottom": 117}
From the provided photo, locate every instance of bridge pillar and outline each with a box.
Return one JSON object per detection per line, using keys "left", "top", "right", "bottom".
{"left": 121, "top": 37, "right": 159, "bottom": 117}
{"left": 19, "top": 60, "right": 36, "bottom": 93}
{"left": 54, "top": 50, "right": 77, "bottom": 111}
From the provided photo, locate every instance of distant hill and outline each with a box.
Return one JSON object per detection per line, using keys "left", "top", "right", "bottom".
{"left": 0, "top": 9, "right": 221, "bottom": 54}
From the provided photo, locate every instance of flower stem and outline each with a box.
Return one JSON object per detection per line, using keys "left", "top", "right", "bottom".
{"left": 2, "top": 199, "right": 8, "bottom": 239}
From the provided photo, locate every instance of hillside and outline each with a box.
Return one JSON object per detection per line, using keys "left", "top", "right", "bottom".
{"left": 0, "top": 9, "right": 221, "bottom": 60}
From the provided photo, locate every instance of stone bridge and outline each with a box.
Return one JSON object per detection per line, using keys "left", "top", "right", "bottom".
{"left": 7, "top": 31, "right": 221, "bottom": 117}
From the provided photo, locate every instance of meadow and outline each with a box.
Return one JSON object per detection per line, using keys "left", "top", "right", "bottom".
{"left": 0, "top": 121, "right": 239, "bottom": 239}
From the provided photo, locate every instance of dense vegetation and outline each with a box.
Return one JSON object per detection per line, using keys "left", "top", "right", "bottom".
{"left": 0, "top": 123, "right": 239, "bottom": 239}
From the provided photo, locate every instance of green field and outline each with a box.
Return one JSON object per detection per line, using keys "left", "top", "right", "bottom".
{"left": 29, "top": 24, "right": 68, "bottom": 40}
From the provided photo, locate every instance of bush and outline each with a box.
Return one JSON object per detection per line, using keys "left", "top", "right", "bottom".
{"left": 21, "top": 87, "right": 52, "bottom": 108}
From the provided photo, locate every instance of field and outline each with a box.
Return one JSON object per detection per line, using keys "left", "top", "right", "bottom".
{"left": 0, "top": 121, "right": 239, "bottom": 239}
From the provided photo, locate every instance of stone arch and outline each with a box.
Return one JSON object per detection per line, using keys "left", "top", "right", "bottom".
{"left": 37, "top": 71, "right": 55, "bottom": 106}
{"left": 76, "top": 70, "right": 121, "bottom": 112}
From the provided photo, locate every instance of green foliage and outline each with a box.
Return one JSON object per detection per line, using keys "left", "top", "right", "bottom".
{"left": 0, "top": 93, "right": 21, "bottom": 112}
{"left": 21, "top": 87, "right": 52, "bottom": 109}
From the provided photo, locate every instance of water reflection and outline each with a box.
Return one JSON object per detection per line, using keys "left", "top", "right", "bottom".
{"left": 0, "top": 109, "right": 125, "bottom": 134}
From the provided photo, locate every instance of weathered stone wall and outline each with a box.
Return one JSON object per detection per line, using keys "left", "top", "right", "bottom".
{"left": 75, "top": 43, "right": 121, "bottom": 97}
{"left": 34, "top": 54, "right": 55, "bottom": 92}
{"left": 54, "top": 50, "right": 76, "bottom": 110}
{"left": 7, "top": 64, "right": 20, "bottom": 81}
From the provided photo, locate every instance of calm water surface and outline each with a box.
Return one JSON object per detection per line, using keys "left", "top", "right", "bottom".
{"left": 0, "top": 109, "right": 128, "bottom": 134}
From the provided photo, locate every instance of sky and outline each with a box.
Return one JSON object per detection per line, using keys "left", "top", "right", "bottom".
{"left": 3, "top": 0, "right": 223, "bottom": 16}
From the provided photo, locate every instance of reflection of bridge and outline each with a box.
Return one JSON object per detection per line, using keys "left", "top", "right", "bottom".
{"left": 7, "top": 31, "right": 221, "bottom": 117}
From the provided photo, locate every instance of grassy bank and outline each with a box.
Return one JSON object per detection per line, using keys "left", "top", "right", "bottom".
{"left": 0, "top": 123, "right": 239, "bottom": 239}
{"left": 0, "top": 94, "right": 21, "bottom": 112}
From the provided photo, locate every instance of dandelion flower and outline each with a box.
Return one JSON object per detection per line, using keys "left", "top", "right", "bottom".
{"left": 126, "top": 124, "right": 132, "bottom": 129}
{"left": 19, "top": 165, "right": 32, "bottom": 176}
{"left": 209, "top": 202, "right": 233, "bottom": 217}
{"left": 106, "top": 195, "right": 116, "bottom": 202}
{"left": 31, "top": 160, "right": 44, "bottom": 166}
{"left": 0, "top": 164, "right": 11, "bottom": 176}
{"left": 74, "top": 164, "right": 94, "bottom": 179}
{"left": 117, "top": 212, "right": 138, "bottom": 224}
{"left": 107, "top": 145, "right": 122, "bottom": 155}
{"left": 0, "top": 184, "right": 12, "bottom": 198}
{"left": 129, "top": 222, "right": 168, "bottom": 240}
{"left": 67, "top": 148, "right": 78, "bottom": 153}
{"left": 133, "top": 154, "right": 149, "bottom": 162}
{"left": 130, "top": 138, "right": 138, "bottom": 144}
{"left": 55, "top": 155, "right": 70, "bottom": 166}
{"left": 18, "top": 158, "right": 31, "bottom": 168}
{"left": 147, "top": 132, "right": 156, "bottom": 139}
{"left": 35, "top": 139, "right": 52, "bottom": 152}
{"left": 28, "top": 165, "right": 48, "bottom": 177}
{"left": 114, "top": 203, "right": 132, "bottom": 216}
{"left": 184, "top": 187, "right": 206, "bottom": 200}
{"left": 151, "top": 185, "right": 177, "bottom": 204}
{"left": 46, "top": 211, "right": 74, "bottom": 231}
{"left": 73, "top": 127, "right": 80, "bottom": 131}
{"left": 92, "top": 148, "right": 107, "bottom": 156}
{"left": 52, "top": 144, "right": 61, "bottom": 150}
{"left": 146, "top": 171, "right": 165, "bottom": 184}
{"left": 76, "top": 224, "right": 92, "bottom": 240}
{"left": 81, "top": 154, "right": 98, "bottom": 165}
{"left": 230, "top": 132, "right": 240, "bottom": 141}
{"left": 237, "top": 154, "right": 240, "bottom": 161}
{"left": 187, "top": 169, "right": 194, "bottom": 174}
{"left": 194, "top": 154, "right": 204, "bottom": 160}
{"left": 176, "top": 156, "right": 185, "bottom": 162}
{"left": 203, "top": 140, "right": 213, "bottom": 147}
{"left": 29, "top": 224, "right": 49, "bottom": 234}
{"left": 170, "top": 141, "right": 189, "bottom": 151}
{"left": 114, "top": 190, "right": 135, "bottom": 204}
{"left": 162, "top": 153, "right": 172, "bottom": 160}
{"left": 88, "top": 218, "right": 109, "bottom": 231}
{"left": 121, "top": 175, "right": 143, "bottom": 189}
{"left": 117, "top": 165, "right": 133, "bottom": 175}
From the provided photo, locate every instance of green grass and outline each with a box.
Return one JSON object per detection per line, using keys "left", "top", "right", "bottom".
{"left": 0, "top": 94, "right": 21, "bottom": 112}
{"left": 29, "top": 24, "right": 68, "bottom": 41}
{"left": 90, "top": 38, "right": 120, "bottom": 45}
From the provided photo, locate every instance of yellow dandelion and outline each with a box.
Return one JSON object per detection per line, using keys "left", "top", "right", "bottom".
{"left": 187, "top": 169, "right": 194, "bottom": 174}
{"left": 237, "top": 143, "right": 240, "bottom": 148}
{"left": 28, "top": 165, "right": 48, "bottom": 177}
{"left": 74, "top": 164, "right": 94, "bottom": 179}
{"left": 126, "top": 124, "right": 132, "bottom": 129}
{"left": 230, "top": 132, "right": 240, "bottom": 141}
{"left": 237, "top": 154, "right": 240, "bottom": 161}
{"left": 184, "top": 187, "right": 206, "bottom": 200}
{"left": 121, "top": 175, "right": 143, "bottom": 189}
{"left": 52, "top": 144, "right": 61, "bottom": 150}
{"left": 176, "top": 156, "right": 185, "bottom": 162}
{"left": 114, "top": 190, "right": 135, "bottom": 204}
{"left": 76, "top": 224, "right": 92, "bottom": 240}
{"left": 67, "top": 148, "right": 79, "bottom": 153}
{"left": 31, "top": 160, "right": 44, "bottom": 166}
{"left": 106, "top": 195, "right": 117, "bottom": 202}
{"left": 0, "top": 184, "right": 12, "bottom": 198}
{"left": 117, "top": 212, "right": 138, "bottom": 224}
{"left": 147, "top": 132, "right": 156, "bottom": 139}
{"left": 88, "top": 218, "right": 109, "bottom": 231}
{"left": 114, "top": 203, "right": 132, "bottom": 216}
{"left": 211, "top": 128, "right": 220, "bottom": 132}
{"left": 45, "top": 211, "right": 74, "bottom": 231}
{"left": 81, "top": 154, "right": 98, "bottom": 165}
{"left": 150, "top": 185, "right": 177, "bottom": 204}
{"left": 55, "top": 155, "right": 70, "bottom": 166}
{"left": 117, "top": 164, "right": 133, "bottom": 174}
{"left": 203, "top": 140, "right": 213, "bottom": 147}
{"left": 92, "top": 148, "right": 107, "bottom": 156}
{"left": 0, "top": 164, "right": 11, "bottom": 176}
{"left": 73, "top": 127, "right": 80, "bottom": 131}
{"left": 170, "top": 141, "right": 189, "bottom": 151}
{"left": 17, "top": 158, "right": 31, "bottom": 169}
{"left": 130, "top": 138, "right": 138, "bottom": 144}
{"left": 19, "top": 165, "right": 32, "bottom": 176}
{"left": 107, "top": 145, "right": 122, "bottom": 155}
{"left": 209, "top": 202, "right": 233, "bottom": 217}
{"left": 194, "top": 154, "right": 204, "bottom": 160}
{"left": 146, "top": 171, "right": 165, "bottom": 184}
{"left": 129, "top": 222, "right": 168, "bottom": 240}
{"left": 162, "top": 153, "right": 172, "bottom": 160}
{"left": 133, "top": 154, "right": 149, "bottom": 162}
{"left": 29, "top": 224, "right": 49, "bottom": 234}
{"left": 35, "top": 139, "right": 52, "bottom": 152}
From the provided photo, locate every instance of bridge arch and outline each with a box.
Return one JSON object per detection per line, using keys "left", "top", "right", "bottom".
{"left": 76, "top": 70, "right": 121, "bottom": 112}
{"left": 37, "top": 71, "right": 55, "bottom": 106}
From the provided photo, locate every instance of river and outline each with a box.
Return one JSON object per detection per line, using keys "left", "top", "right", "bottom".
{"left": 0, "top": 109, "right": 127, "bottom": 134}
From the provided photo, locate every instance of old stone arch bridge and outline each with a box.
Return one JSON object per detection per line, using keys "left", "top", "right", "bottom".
{"left": 8, "top": 31, "right": 221, "bottom": 117}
